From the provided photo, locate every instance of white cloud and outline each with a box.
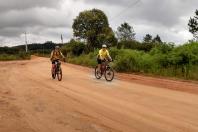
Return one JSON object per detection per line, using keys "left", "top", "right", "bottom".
{"left": 0, "top": 0, "right": 63, "bottom": 12}
{"left": 0, "top": 0, "right": 197, "bottom": 46}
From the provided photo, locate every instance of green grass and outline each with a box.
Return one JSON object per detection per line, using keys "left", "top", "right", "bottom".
{"left": 0, "top": 53, "right": 31, "bottom": 61}
{"left": 66, "top": 43, "right": 198, "bottom": 81}
{"left": 67, "top": 51, "right": 97, "bottom": 68}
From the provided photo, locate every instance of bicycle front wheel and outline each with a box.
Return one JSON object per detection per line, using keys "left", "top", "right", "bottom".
{"left": 52, "top": 68, "right": 56, "bottom": 79}
{"left": 57, "top": 68, "right": 62, "bottom": 81}
{"left": 105, "top": 67, "right": 114, "bottom": 81}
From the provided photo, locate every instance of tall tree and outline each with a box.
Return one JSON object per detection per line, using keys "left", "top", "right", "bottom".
{"left": 72, "top": 9, "right": 117, "bottom": 51}
{"left": 116, "top": 22, "right": 136, "bottom": 41}
{"left": 188, "top": 9, "right": 198, "bottom": 41}
{"left": 143, "top": 34, "right": 152, "bottom": 43}
{"left": 153, "top": 34, "right": 162, "bottom": 43}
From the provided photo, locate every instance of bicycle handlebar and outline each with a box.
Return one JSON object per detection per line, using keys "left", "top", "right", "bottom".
{"left": 102, "top": 59, "right": 113, "bottom": 62}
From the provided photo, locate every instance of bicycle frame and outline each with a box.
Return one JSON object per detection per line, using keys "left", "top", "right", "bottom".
{"left": 100, "top": 61, "right": 109, "bottom": 74}
{"left": 52, "top": 59, "right": 62, "bottom": 81}
{"left": 54, "top": 61, "right": 61, "bottom": 72}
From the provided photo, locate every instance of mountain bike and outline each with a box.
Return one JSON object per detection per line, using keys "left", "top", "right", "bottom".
{"left": 95, "top": 60, "right": 114, "bottom": 81}
{"left": 52, "top": 59, "right": 62, "bottom": 81}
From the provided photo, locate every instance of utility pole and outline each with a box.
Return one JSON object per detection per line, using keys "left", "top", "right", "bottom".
{"left": 42, "top": 43, "right": 44, "bottom": 56}
{"left": 25, "top": 32, "right": 28, "bottom": 53}
{"left": 61, "top": 34, "right": 63, "bottom": 44}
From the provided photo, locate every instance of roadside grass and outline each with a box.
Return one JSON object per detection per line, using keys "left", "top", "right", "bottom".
{"left": 0, "top": 52, "right": 31, "bottom": 61}
{"left": 65, "top": 43, "right": 198, "bottom": 81}
{"left": 32, "top": 53, "right": 50, "bottom": 58}
{"left": 67, "top": 51, "right": 97, "bottom": 68}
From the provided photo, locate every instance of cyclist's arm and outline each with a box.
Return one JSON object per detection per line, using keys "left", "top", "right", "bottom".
{"left": 50, "top": 51, "right": 54, "bottom": 61}
{"left": 60, "top": 51, "right": 65, "bottom": 58}
{"left": 106, "top": 50, "right": 112, "bottom": 61}
{"left": 60, "top": 51, "right": 66, "bottom": 62}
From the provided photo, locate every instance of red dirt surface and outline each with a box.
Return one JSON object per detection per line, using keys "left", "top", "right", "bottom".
{"left": 0, "top": 57, "right": 198, "bottom": 132}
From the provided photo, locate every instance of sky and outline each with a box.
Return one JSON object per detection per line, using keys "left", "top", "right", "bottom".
{"left": 0, "top": 0, "right": 197, "bottom": 46}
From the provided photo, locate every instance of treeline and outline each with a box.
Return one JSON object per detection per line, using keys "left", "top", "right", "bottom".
{"left": 0, "top": 41, "right": 62, "bottom": 60}
{"left": 15, "top": 41, "right": 63, "bottom": 55}
{"left": 0, "top": 46, "right": 30, "bottom": 61}
{"left": 1, "top": 41, "right": 63, "bottom": 53}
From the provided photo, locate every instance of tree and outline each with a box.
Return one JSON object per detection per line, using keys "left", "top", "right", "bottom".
{"left": 61, "top": 39, "right": 86, "bottom": 56}
{"left": 116, "top": 22, "right": 135, "bottom": 41}
{"left": 188, "top": 9, "right": 198, "bottom": 41}
{"left": 97, "top": 27, "right": 118, "bottom": 47}
{"left": 143, "top": 34, "right": 152, "bottom": 43}
{"left": 153, "top": 35, "right": 162, "bottom": 43}
{"left": 72, "top": 9, "right": 116, "bottom": 52}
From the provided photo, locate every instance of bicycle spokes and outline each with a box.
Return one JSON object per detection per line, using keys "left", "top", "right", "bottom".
{"left": 104, "top": 67, "right": 114, "bottom": 81}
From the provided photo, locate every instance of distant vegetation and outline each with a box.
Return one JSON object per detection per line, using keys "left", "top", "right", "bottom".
{"left": 0, "top": 41, "right": 62, "bottom": 60}
{"left": 62, "top": 8, "right": 198, "bottom": 80}
{"left": 1, "top": 8, "right": 198, "bottom": 80}
{"left": 0, "top": 53, "right": 30, "bottom": 61}
{"left": 64, "top": 41, "right": 198, "bottom": 80}
{"left": 0, "top": 46, "right": 30, "bottom": 61}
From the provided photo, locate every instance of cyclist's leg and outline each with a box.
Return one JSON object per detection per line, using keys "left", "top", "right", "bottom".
{"left": 97, "top": 58, "right": 102, "bottom": 71}
{"left": 57, "top": 60, "right": 61, "bottom": 71}
{"left": 51, "top": 61, "right": 55, "bottom": 73}
{"left": 57, "top": 60, "right": 61, "bottom": 66}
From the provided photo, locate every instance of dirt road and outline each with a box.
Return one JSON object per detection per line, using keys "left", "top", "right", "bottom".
{"left": 0, "top": 57, "right": 198, "bottom": 132}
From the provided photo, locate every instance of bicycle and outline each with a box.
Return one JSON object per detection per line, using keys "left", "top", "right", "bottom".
{"left": 51, "top": 59, "right": 62, "bottom": 81}
{"left": 95, "top": 60, "right": 114, "bottom": 81}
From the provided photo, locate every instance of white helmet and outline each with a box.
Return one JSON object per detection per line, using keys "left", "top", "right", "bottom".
{"left": 102, "top": 44, "right": 107, "bottom": 48}
{"left": 55, "top": 46, "right": 60, "bottom": 49}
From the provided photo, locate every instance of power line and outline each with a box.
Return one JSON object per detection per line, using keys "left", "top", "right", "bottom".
{"left": 110, "top": 0, "right": 141, "bottom": 22}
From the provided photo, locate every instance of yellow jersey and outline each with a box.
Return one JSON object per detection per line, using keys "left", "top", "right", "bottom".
{"left": 98, "top": 49, "right": 110, "bottom": 60}
{"left": 50, "top": 50, "right": 64, "bottom": 61}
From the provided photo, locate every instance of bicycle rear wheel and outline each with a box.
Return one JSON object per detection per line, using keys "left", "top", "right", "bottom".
{"left": 105, "top": 67, "right": 114, "bottom": 81}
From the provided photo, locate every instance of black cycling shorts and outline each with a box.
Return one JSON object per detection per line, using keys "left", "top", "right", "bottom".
{"left": 97, "top": 58, "right": 102, "bottom": 64}
{"left": 52, "top": 60, "right": 59, "bottom": 64}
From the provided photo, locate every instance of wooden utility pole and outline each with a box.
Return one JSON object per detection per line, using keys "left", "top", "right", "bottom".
{"left": 25, "top": 32, "right": 28, "bottom": 53}
{"left": 61, "top": 34, "right": 63, "bottom": 44}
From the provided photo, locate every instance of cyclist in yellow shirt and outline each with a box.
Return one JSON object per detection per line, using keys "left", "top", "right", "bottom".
{"left": 97, "top": 44, "right": 112, "bottom": 71}
{"left": 50, "top": 46, "right": 65, "bottom": 73}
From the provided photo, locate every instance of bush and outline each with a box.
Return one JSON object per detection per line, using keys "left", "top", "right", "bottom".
{"left": 0, "top": 47, "right": 20, "bottom": 54}
{"left": 18, "top": 52, "right": 31, "bottom": 59}
{"left": 0, "top": 52, "right": 30, "bottom": 61}
{"left": 67, "top": 51, "right": 98, "bottom": 67}
{"left": 117, "top": 40, "right": 159, "bottom": 52}
{"left": 114, "top": 50, "right": 143, "bottom": 72}
{"left": 66, "top": 42, "right": 198, "bottom": 80}
{"left": 0, "top": 54, "right": 18, "bottom": 61}
{"left": 62, "top": 39, "right": 86, "bottom": 57}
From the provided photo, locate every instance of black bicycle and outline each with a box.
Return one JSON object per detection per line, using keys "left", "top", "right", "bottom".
{"left": 52, "top": 59, "right": 62, "bottom": 81}
{"left": 95, "top": 60, "right": 114, "bottom": 81}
